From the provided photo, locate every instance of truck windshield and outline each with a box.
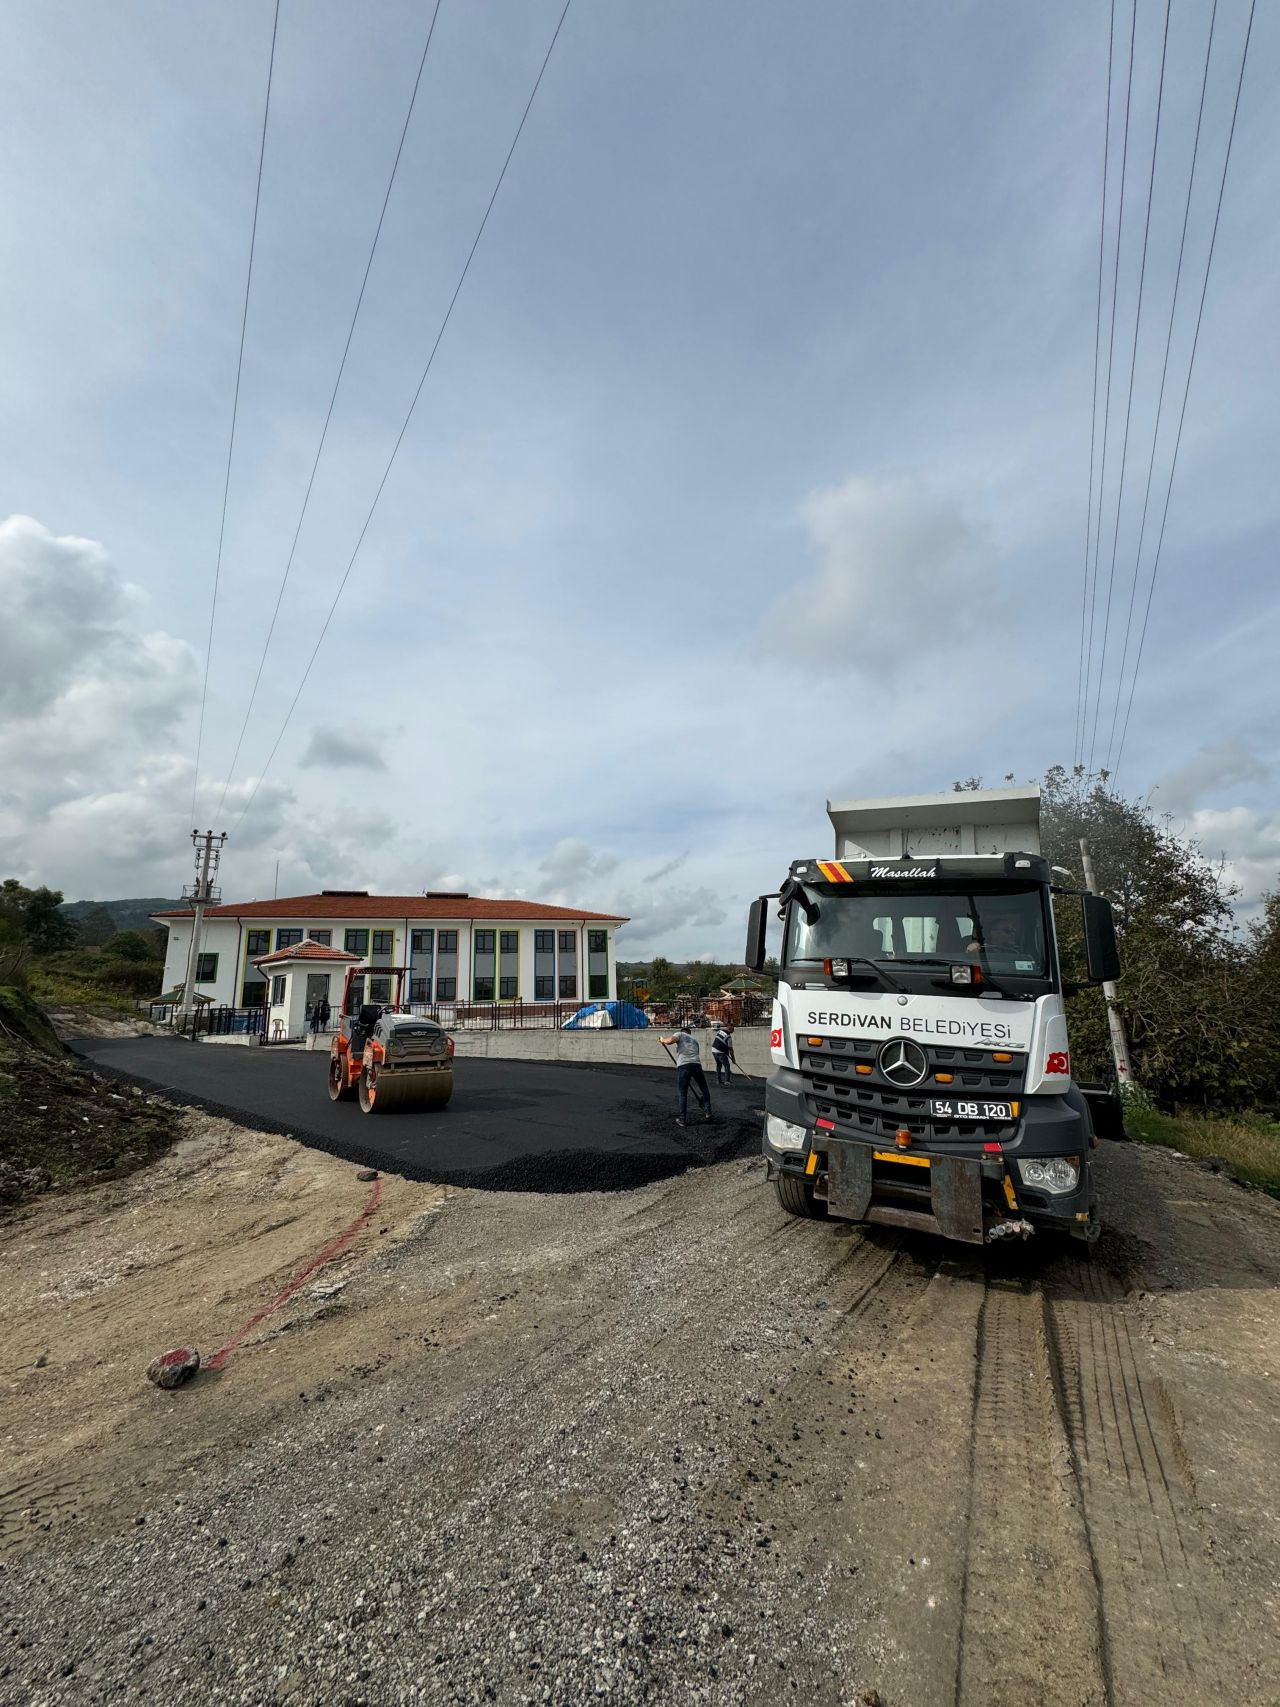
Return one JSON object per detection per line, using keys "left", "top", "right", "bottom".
{"left": 785, "top": 885, "right": 1049, "bottom": 980}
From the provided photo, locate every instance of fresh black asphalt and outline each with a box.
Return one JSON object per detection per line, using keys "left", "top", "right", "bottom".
{"left": 68, "top": 1037, "right": 765, "bottom": 1192}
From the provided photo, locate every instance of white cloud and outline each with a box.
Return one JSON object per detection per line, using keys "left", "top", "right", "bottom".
{"left": 537, "top": 838, "right": 620, "bottom": 898}
{"left": 756, "top": 474, "right": 992, "bottom": 673}
{"left": 1182, "top": 806, "right": 1280, "bottom": 915}
{"left": 299, "top": 726, "right": 384, "bottom": 771}
{"left": 1154, "top": 741, "right": 1269, "bottom": 818}
{"left": 0, "top": 515, "right": 195, "bottom": 790}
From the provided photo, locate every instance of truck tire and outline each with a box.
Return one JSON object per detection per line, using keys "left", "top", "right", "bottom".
{"left": 775, "top": 1173, "right": 826, "bottom": 1219}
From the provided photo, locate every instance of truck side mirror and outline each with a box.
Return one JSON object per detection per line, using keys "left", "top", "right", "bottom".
{"left": 1082, "top": 893, "right": 1121, "bottom": 984}
{"left": 745, "top": 897, "right": 768, "bottom": 971}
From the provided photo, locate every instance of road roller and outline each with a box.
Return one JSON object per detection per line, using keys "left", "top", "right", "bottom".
{"left": 327, "top": 965, "right": 454, "bottom": 1113}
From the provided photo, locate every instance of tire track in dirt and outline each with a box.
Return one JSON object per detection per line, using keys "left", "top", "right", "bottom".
{"left": 1044, "top": 1254, "right": 1230, "bottom": 1705}
{"left": 953, "top": 1273, "right": 1107, "bottom": 1707}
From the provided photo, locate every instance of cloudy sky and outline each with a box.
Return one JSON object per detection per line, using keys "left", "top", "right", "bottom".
{"left": 1, "top": 0, "right": 1276, "bottom": 957}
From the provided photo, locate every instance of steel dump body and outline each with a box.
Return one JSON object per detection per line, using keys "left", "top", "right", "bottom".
{"left": 757, "top": 789, "right": 1102, "bottom": 1244}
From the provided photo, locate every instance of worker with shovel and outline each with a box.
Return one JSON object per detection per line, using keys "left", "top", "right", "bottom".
{"left": 660, "top": 1023, "right": 712, "bottom": 1126}
{"left": 711, "top": 1019, "right": 736, "bottom": 1086}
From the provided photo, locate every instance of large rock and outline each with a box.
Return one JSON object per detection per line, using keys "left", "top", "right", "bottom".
{"left": 146, "top": 1346, "right": 201, "bottom": 1389}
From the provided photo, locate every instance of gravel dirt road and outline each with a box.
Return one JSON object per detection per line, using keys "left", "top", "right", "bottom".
{"left": 3, "top": 1094, "right": 1278, "bottom": 1706}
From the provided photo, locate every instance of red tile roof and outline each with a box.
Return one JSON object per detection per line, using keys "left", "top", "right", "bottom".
{"left": 252, "top": 941, "right": 364, "bottom": 967}
{"left": 153, "top": 893, "right": 627, "bottom": 924}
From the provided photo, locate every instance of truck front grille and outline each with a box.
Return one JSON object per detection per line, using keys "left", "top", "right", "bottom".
{"left": 799, "top": 1039, "right": 1027, "bottom": 1142}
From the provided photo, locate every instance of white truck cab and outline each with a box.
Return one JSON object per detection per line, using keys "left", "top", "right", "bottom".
{"left": 747, "top": 788, "right": 1121, "bottom": 1244}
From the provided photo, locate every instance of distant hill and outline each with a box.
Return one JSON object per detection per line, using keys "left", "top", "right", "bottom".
{"left": 59, "top": 897, "right": 183, "bottom": 935}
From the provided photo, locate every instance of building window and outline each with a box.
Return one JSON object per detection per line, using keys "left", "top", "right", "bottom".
{"left": 499, "top": 976, "right": 518, "bottom": 1000}
{"left": 534, "top": 930, "right": 554, "bottom": 953}
{"left": 559, "top": 974, "right": 577, "bottom": 999}
{"left": 308, "top": 929, "right": 331, "bottom": 946}
{"left": 271, "top": 975, "right": 286, "bottom": 1004}
{"left": 588, "top": 930, "right": 607, "bottom": 954}
{"left": 589, "top": 975, "right": 608, "bottom": 999}
{"left": 195, "top": 953, "right": 218, "bottom": 982}
{"left": 344, "top": 929, "right": 369, "bottom": 955}
{"left": 438, "top": 931, "right": 458, "bottom": 953}
{"left": 559, "top": 931, "right": 575, "bottom": 954}
{"left": 535, "top": 975, "right": 553, "bottom": 999}
{"left": 435, "top": 977, "right": 456, "bottom": 1001}
{"left": 370, "top": 977, "right": 392, "bottom": 1004}
{"left": 475, "top": 930, "right": 495, "bottom": 955}
{"left": 500, "top": 931, "right": 518, "bottom": 954}
{"left": 372, "top": 930, "right": 393, "bottom": 955}
{"left": 246, "top": 929, "right": 270, "bottom": 956}
{"left": 410, "top": 978, "right": 428, "bottom": 1002}
{"left": 411, "top": 929, "right": 434, "bottom": 953}
{"left": 474, "top": 976, "right": 495, "bottom": 1001}
{"left": 241, "top": 981, "right": 266, "bottom": 1007}
{"left": 276, "top": 928, "right": 303, "bottom": 951}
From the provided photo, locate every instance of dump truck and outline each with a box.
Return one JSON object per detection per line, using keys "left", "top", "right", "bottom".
{"left": 327, "top": 964, "right": 454, "bottom": 1113}
{"left": 745, "top": 787, "right": 1121, "bottom": 1244}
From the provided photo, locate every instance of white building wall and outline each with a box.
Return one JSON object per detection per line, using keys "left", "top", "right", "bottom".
{"left": 156, "top": 913, "right": 622, "bottom": 1008}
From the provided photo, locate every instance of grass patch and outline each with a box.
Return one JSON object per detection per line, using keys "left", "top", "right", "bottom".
{"left": 27, "top": 968, "right": 146, "bottom": 1017}
{"left": 1126, "top": 1101, "right": 1280, "bottom": 1198}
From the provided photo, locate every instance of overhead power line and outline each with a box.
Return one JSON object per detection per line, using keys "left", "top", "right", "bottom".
{"left": 1085, "top": 0, "right": 1173, "bottom": 775}
{"left": 232, "top": 0, "right": 574, "bottom": 839}
{"left": 1079, "top": 0, "right": 1137, "bottom": 774}
{"left": 1112, "top": 0, "right": 1257, "bottom": 786}
{"left": 190, "top": 0, "right": 280, "bottom": 827}
{"left": 1073, "top": 0, "right": 1118, "bottom": 770}
{"left": 1103, "top": 0, "right": 1220, "bottom": 773}
{"left": 215, "top": 0, "right": 445, "bottom": 820}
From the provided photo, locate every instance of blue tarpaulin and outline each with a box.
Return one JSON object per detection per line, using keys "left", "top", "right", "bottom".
{"left": 561, "top": 1000, "right": 650, "bottom": 1030}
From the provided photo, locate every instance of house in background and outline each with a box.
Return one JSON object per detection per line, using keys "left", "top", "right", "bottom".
{"left": 152, "top": 890, "right": 627, "bottom": 1012}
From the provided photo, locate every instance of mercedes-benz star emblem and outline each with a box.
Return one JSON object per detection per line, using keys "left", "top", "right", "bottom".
{"left": 879, "top": 1038, "right": 929, "bottom": 1088}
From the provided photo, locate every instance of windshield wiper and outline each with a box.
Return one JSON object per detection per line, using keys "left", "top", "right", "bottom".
{"left": 841, "top": 956, "right": 903, "bottom": 991}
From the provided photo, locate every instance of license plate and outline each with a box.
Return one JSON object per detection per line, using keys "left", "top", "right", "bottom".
{"left": 930, "top": 1098, "right": 1017, "bottom": 1121}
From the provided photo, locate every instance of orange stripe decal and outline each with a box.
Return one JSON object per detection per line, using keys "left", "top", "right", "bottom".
{"left": 818, "top": 861, "right": 853, "bottom": 884}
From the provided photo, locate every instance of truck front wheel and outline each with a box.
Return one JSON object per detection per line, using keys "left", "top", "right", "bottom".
{"left": 775, "top": 1172, "right": 826, "bottom": 1219}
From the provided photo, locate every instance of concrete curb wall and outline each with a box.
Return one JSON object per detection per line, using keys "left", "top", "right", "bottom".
{"left": 450, "top": 1026, "right": 773, "bottom": 1074}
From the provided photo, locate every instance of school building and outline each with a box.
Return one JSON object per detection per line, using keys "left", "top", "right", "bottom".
{"left": 153, "top": 890, "right": 627, "bottom": 1012}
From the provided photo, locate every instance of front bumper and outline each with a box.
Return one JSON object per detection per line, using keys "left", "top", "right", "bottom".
{"left": 764, "top": 1070, "right": 1098, "bottom": 1243}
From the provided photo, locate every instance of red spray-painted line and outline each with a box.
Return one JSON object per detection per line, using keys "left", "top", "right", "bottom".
{"left": 207, "top": 1178, "right": 383, "bottom": 1372}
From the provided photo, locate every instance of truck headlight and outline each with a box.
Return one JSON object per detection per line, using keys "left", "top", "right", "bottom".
{"left": 1017, "top": 1156, "right": 1080, "bottom": 1195}
{"left": 766, "top": 1114, "right": 809, "bottom": 1152}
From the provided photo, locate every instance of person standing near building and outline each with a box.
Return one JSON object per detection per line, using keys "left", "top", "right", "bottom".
{"left": 660, "top": 1023, "right": 712, "bottom": 1125}
{"left": 711, "top": 1019, "right": 735, "bottom": 1085}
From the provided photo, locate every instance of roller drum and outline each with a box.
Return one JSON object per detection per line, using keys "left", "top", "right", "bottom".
{"left": 328, "top": 1050, "right": 357, "bottom": 1102}
{"left": 358, "top": 1063, "right": 453, "bottom": 1113}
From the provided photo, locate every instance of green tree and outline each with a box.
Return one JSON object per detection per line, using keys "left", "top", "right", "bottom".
{"left": 952, "top": 768, "right": 1277, "bottom": 1110}
{"left": 102, "top": 930, "right": 154, "bottom": 962}
{"left": 0, "top": 880, "right": 78, "bottom": 954}
{"left": 76, "top": 905, "right": 118, "bottom": 947}
{"left": 646, "top": 956, "right": 681, "bottom": 1001}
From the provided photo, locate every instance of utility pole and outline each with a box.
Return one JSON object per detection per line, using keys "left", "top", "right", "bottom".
{"left": 179, "top": 830, "right": 227, "bottom": 1029}
{"left": 1079, "top": 837, "right": 1135, "bottom": 1094}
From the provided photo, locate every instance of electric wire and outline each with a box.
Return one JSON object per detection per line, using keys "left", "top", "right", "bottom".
{"left": 1112, "top": 0, "right": 1257, "bottom": 787}
{"left": 232, "top": 0, "right": 574, "bottom": 839}
{"left": 1074, "top": 0, "right": 1118, "bottom": 770}
{"left": 1079, "top": 0, "right": 1137, "bottom": 778}
{"left": 1085, "top": 0, "right": 1172, "bottom": 775}
{"left": 190, "top": 0, "right": 280, "bottom": 828}
{"left": 215, "top": 0, "right": 444, "bottom": 820}
{"left": 1103, "top": 0, "right": 1220, "bottom": 773}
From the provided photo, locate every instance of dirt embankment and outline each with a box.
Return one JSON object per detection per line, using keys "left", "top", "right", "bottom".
{"left": 0, "top": 989, "right": 176, "bottom": 1208}
{"left": 2, "top": 1122, "right": 1279, "bottom": 1706}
